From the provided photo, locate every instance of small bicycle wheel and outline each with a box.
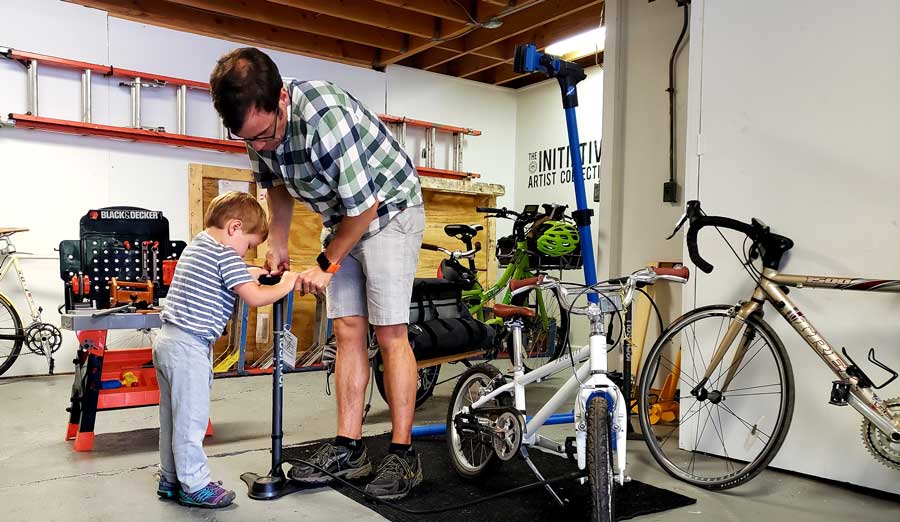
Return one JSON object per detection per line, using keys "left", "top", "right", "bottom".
{"left": 637, "top": 304, "right": 794, "bottom": 489}
{"left": 372, "top": 351, "right": 441, "bottom": 409}
{"left": 447, "top": 364, "right": 510, "bottom": 480}
{"left": 0, "top": 294, "right": 24, "bottom": 377}
{"left": 105, "top": 328, "right": 158, "bottom": 349}
{"left": 587, "top": 395, "right": 615, "bottom": 522}
{"left": 510, "top": 285, "right": 568, "bottom": 371}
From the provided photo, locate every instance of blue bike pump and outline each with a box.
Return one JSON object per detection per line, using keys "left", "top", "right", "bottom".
{"left": 513, "top": 44, "right": 598, "bottom": 302}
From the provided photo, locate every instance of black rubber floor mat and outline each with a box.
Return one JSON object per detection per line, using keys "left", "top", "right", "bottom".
{"left": 281, "top": 432, "right": 695, "bottom": 522}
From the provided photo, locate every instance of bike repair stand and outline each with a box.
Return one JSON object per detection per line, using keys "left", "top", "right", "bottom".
{"left": 240, "top": 275, "right": 305, "bottom": 499}
{"left": 512, "top": 44, "right": 602, "bottom": 503}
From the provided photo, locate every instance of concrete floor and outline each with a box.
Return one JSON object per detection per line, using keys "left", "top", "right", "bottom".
{"left": 0, "top": 367, "right": 897, "bottom": 522}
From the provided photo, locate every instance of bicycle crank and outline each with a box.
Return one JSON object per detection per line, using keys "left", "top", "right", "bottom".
{"left": 861, "top": 397, "right": 900, "bottom": 470}
{"left": 25, "top": 322, "right": 62, "bottom": 356}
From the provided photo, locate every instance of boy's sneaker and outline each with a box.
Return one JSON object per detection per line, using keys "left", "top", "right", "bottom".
{"left": 157, "top": 475, "right": 178, "bottom": 499}
{"left": 177, "top": 481, "right": 235, "bottom": 509}
{"left": 364, "top": 451, "right": 423, "bottom": 500}
{"left": 288, "top": 442, "right": 372, "bottom": 484}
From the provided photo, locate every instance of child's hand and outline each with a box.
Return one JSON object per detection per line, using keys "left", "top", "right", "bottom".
{"left": 248, "top": 266, "right": 269, "bottom": 280}
{"left": 280, "top": 271, "right": 300, "bottom": 287}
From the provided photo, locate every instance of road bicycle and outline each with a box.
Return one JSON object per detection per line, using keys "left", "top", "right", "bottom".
{"left": 448, "top": 267, "right": 689, "bottom": 522}
{"left": 0, "top": 228, "right": 62, "bottom": 376}
{"left": 636, "top": 200, "right": 900, "bottom": 489}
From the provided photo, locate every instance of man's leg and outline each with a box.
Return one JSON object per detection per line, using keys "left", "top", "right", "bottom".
{"left": 334, "top": 315, "right": 370, "bottom": 439}
{"left": 289, "top": 253, "right": 373, "bottom": 484}
{"left": 373, "top": 324, "right": 417, "bottom": 444}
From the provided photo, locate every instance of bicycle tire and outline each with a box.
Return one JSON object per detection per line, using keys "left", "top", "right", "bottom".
{"left": 372, "top": 351, "right": 440, "bottom": 409}
{"left": 637, "top": 304, "right": 794, "bottom": 489}
{"left": 510, "top": 284, "right": 568, "bottom": 371}
{"left": 447, "top": 363, "right": 510, "bottom": 480}
{"left": 587, "top": 395, "right": 615, "bottom": 522}
{"left": 0, "top": 293, "right": 24, "bottom": 377}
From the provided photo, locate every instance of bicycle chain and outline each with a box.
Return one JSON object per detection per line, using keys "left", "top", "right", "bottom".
{"left": 861, "top": 397, "right": 900, "bottom": 470}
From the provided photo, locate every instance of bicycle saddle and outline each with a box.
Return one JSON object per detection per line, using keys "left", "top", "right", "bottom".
{"left": 493, "top": 303, "right": 536, "bottom": 318}
{"left": 444, "top": 224, "right": 482, "bottom": 240}
{"left": 0, "top": 227, "right": 28, "bottom": 237}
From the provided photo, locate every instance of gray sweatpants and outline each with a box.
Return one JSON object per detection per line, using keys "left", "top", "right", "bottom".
{"left": 153, "top": 323, "right": 214, "bottom": 493}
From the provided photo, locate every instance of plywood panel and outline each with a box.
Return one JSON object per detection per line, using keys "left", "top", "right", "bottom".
{"left": 189, "top": 163, "right": 502, "bottom": 365}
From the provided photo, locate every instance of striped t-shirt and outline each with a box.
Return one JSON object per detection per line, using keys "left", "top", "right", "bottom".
{"left": 160, "top": 231, "right": 254, "bottom": 344}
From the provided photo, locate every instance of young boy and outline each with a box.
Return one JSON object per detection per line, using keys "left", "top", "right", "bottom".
{"left": 154, "top": 191, "right": 298, "bottom": 508}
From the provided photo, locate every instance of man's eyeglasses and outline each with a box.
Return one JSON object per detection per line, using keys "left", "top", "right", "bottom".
{"left": 226, "top": 105, "right": 281, "bottom": 143}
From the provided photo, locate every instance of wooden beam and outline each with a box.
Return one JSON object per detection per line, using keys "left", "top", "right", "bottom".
{"left": 65, "top": 0, "right": 379, "bottom": 68}
{"left": 449, "top": 53, "right": 506, "bottom": 78}
{"left": 421, "top": 0, "right": 602, "bottom": 70}
{"left": 379, "top": 1, "right": 517, "bottom": 66}
{"left": 371, "top": 0, "right": 487, "bottom": 23}
{"left": 166, "top": 0, "right": 409, "bottom": 52}
{"left": 267, "top": 0, "right": 463, "bottom": 39}
{"left": 458, "top": 11, "right": 602, "bottom": 77}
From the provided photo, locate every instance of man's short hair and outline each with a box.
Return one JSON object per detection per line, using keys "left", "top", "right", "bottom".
{"left": 204, "top": 191, "right": 269, "bottom": 241}
{"left": 209, "top": 47, "right": 282, "bottom": 135}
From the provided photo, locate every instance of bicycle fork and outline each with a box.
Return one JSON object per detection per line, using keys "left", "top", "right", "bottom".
{"left": 574, "top": 307, "right": 628, "bottom": 486}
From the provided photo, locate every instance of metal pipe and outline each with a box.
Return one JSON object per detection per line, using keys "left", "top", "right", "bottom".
{"left": 26, "top": 60, "right": 38, "bottom": 115}
{"left": 454, "top": 133, "right": 464, "bottom": 172}
{"left": 425, "top": 126, "right": 436, "bottom": 168}
{"left": 131, "top": 77, "right": 141, "bottom": 128}
{"left": 176, "top": 84, "right": 187, "bottom": 134}
{"left": 80, "top": 69, "right": 92, "bottom": 123}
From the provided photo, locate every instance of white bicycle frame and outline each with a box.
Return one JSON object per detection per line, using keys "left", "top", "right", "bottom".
{"left": 0, "top": 238, "right": 42, "bottom": 323}
{"left": 466, "top": 285, "right": 630, "bottom": 485}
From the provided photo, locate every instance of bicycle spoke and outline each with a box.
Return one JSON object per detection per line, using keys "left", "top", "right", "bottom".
{"left": 719, "top": 402, "right": 773, "bottom": 442}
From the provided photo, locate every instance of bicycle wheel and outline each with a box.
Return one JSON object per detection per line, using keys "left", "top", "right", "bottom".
{"left": 510, "top": 285, "right": 568, "bottom": 371}
{"left": 372, "top": 351, "right": 441, "bottom": 409}
{"left": 637, "top": 304, "right": 794, "bottom": 489}
{"left": 447, "top": 363, "right": 510, "bottom": 480}
{"left": 0, "top": 294, "right": 24, "bottom": 377}
{"left": 105, "top": 328, "right": 157, "bottom": 349}
{"left": 587, "top": 395, "right": 615, "bottom": 522}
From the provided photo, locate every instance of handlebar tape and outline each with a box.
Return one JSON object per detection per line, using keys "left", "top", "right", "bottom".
{"left": 685, "top": 216, "right": 755, "bottom": 274}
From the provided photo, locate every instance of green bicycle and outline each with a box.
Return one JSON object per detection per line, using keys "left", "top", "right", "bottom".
{"left": 437, "top": 203, "right": 583, "bottom": 370}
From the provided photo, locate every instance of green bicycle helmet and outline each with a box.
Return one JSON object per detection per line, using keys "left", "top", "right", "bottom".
{"left": 535, "top": 221, "right": 580, "bottom": 257}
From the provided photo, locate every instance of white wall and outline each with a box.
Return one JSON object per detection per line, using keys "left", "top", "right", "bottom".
{"left": 386, "top": 65, "right": 518, "bottom": 236}
{"left": 601, "top": 0, "right": 690, "bottom": 338}
{"left": 684, "top": 0, "right": 900, "bottom": 493}
{"left": 0, "top": 0, "right": 517, "bottom": 376}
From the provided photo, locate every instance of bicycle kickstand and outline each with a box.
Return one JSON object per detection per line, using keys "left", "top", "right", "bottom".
{"left": 519, "top": 446, "right": 565, "bottom": 507}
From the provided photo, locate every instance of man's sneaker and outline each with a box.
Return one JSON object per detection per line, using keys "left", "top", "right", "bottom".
{"left": 288, "top": 442, "right": 372, "bottom": 484}
{"left": 363, "top": 451, "right": 423, "bottom": 500}
{"left": 157, "top": 475, "right": 178, "bottom": 499}
{"left": 177, "top": 481, "right": 235, "bottom": 509}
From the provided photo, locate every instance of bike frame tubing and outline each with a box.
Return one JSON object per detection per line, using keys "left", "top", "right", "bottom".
{"left": 0, "top": 255, "right": 40, "bottom": 320}
{"left": 701, "top": 267, "right": 900, "bottom": 438}
{"left": 564, "top": 107, "right": 599, "bottom": 304}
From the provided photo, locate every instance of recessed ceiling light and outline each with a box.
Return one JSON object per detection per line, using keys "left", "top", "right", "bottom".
{"left": 481, "top": 17, "right": 503, "bottom": 29}
{"left": 545, "top": 27, "right": 605, "bottom": 59}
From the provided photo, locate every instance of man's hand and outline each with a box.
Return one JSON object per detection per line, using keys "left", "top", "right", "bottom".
{"left": 296, "top": 267, "right": 334, "bottom": 296}
{"left": 265, "top": 245, "right": 291, "bottom": 275}
{"left": 248, "top": 266, "right": 269, "bottom": 280}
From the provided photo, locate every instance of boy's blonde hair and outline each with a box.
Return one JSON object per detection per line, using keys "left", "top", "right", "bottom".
{"left": 204, "top": 191, "right": 269, "bottom": 241}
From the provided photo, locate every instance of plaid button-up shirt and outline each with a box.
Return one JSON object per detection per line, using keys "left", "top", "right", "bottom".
{"left": 248, "top": 80, "right": 423, "bottom": 240}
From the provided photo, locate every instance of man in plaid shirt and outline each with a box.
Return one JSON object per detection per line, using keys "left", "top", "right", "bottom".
{"left": 211, "top": 48, "right": 425, "bottom": 499}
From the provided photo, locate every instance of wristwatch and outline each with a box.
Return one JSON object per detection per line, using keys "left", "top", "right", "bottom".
{"left": 316, "top": 252, "right": 341, "bottom": 274}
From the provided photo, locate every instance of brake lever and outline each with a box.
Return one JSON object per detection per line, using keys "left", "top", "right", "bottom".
{"left": 666, "top": 212, "right": 689, "bottom": 240}
{"left": 666, "top": 200, "right": 704, "bottom": 240}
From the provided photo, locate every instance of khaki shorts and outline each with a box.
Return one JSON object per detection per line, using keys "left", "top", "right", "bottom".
{"left": 326, "top": 205, "right": 425, "bottom": 325}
